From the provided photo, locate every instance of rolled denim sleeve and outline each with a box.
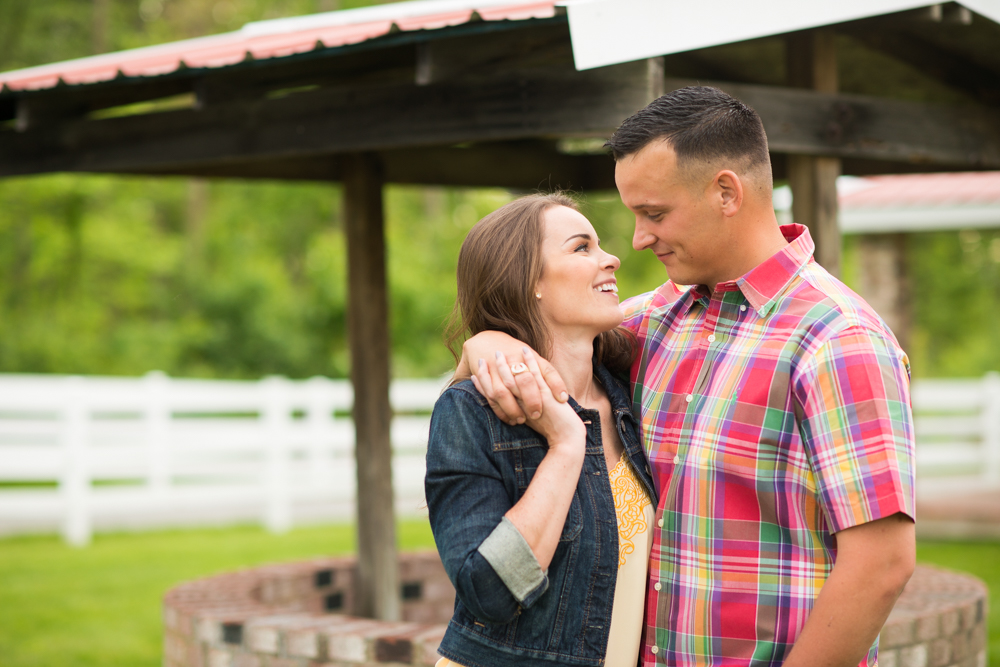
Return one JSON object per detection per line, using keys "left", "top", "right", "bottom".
{"left": 477, "top": 516, "right": 547, "bottom": 607}
{"left": 425, "top": 384, "right": 549, "bottom": 624}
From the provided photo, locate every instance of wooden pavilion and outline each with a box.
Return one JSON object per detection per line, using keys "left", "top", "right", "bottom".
{"left": 2, "top": 0, "right": 999, "bottom": 621}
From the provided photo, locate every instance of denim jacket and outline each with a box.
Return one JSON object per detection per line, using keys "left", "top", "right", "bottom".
{"left": 425, "top": 363, "right": 657, "bottom": 667}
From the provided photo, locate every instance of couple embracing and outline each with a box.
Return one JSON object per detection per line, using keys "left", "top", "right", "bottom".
{"left": 423, "top": 86, "right": 916, "bottom": 667}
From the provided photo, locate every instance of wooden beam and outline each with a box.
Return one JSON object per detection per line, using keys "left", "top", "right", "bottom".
{"left": 661, "top": 78, "right": 1000, "bottom": 168}
{"left": 842, "top": 28, "right": 1000, "bottom": 106}
{"left": 4, "top": 66, "right": 1000, "bottom": 178}
{"left": 0, "top": 59, "right": 652, "bottom": 177}
{"left": 784, "top": 29, "right": 842, "bottom": 276}
{"left": 343, "top": 152, "right": 398, "bottom": 622}
{"left": 130, "top": 142, "right": 618, "bottom": 189}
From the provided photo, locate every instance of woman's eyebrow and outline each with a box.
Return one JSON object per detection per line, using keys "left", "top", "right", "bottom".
{"left": 564, "top": 233, "right": 593, "bottom": 244}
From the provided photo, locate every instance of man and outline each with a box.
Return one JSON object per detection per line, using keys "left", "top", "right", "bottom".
{"left": 462, "top": 86, "right": 915, "bottom": 666}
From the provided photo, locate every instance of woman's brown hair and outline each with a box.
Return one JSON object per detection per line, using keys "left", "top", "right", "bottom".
{"left": 446, "top": 193, "right": 635, "bottom": 378}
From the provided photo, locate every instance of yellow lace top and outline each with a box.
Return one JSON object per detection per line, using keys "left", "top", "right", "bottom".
{"left": 604, "top": 456, "right": 655, "bottom": 666}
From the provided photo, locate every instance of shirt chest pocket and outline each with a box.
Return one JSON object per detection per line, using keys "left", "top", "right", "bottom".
{"left": 495, "top": 436, "right": 584, "bottom": 542}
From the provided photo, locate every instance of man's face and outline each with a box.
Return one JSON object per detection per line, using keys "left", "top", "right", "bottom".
{"left": 615, "top": 140, "right": 728, "bottom": 287}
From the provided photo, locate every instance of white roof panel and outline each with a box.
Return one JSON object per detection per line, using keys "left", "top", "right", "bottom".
{"left": 563, "top": 0, "right": 1000, "bottom": 70}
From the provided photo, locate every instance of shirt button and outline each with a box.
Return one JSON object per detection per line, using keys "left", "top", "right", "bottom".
{"left": 740, "top": 304, "right": 747, "bottom": 312}
{"left": 654, "top": 582, "right": 662, "bottom": 591}
{"left": 673, "top": 455, "right": 680, "bottom": 464}
{"left": 707, "top": 334, "right": 716, "bottom": 342}
{"left": 651, "top": 646, "right": 659, "bottom": 655}
{"left": 685, "top": 394, "right": 693, "bottom": 403}
{"left": 657, "top": 518, "right": 664, "bottom": 527}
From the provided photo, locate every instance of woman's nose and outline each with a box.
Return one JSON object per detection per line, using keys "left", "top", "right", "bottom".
{"left": 602, "top": 250, "right": 621, "bottom": 271}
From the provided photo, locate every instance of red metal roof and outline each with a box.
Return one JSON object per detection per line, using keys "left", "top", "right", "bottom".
{"left": 0, "top": 0, "right": 558, "bottom": 93}
{"left": 840, "top": 172, "right": 1000, "bottom": 209}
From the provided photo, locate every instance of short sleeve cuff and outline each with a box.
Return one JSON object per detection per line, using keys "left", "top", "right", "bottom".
{"left": 477, "top": 516, "right": 548, "bottom": 605}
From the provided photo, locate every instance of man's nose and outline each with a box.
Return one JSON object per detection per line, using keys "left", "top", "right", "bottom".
{"left": 633, "top": 222, "right": 655, "bottom": 252}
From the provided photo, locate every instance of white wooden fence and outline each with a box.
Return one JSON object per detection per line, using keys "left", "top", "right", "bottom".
{"left": 0, "top": 372, "right": 449, "bottom": 545}
{"left": 0, "top": 372, "right": 997, "bottom": 546}
{"left": 911, "top": 372, "right": 1000, "bottom": 495}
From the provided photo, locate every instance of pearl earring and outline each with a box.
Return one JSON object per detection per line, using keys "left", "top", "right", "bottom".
{"left": 535, "top": 293, "right": 541, "bottom": 299}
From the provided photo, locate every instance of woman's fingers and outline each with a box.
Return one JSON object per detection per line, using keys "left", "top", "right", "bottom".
{"left": 521, "top": 347, "right": 553, "bottom": 403}
{"left": 490, "top": 352, "right": 528, "bottom": 425}
{"left": 497, "top": 351, "right": 543, "bottom": 420}
{"left": 473, "top": 358, "right": 515, "bottom": 424}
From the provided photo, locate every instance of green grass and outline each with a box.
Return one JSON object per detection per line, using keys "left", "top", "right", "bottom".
{"left": 916, "top": 541, "right": 1000, "bottom": 666}
{"left": 0, "top": 528, "right": 995, "bottom": 667}
{"left": 0, "top": 521, "right": 437, "bottom": 667}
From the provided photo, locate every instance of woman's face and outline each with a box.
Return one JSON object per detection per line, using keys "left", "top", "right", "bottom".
{"left": 534, "top": 206, "right": 623, "bottom": 339}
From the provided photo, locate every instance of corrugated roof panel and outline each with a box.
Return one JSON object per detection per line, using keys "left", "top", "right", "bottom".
{"left": 841, "top": 173, "right": 1000, "bottom": 209}
{"left": 0, "top": 0, "right": 558, "bottom": 93}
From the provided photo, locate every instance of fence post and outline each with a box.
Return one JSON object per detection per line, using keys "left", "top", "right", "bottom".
{"left": 61, "top": 376, "right": 90, "bottom": 547}
{"left": 262, "top": 376, "right": 292, "bottom": 534}
{"left": 144, "top": 371, "right": 170, "bottom": 501}
{"left": 983, "top": 372, "right": 1000, "bottom": 488}
{"left": 305, "top": 376, "right": 331, "bottom": 491}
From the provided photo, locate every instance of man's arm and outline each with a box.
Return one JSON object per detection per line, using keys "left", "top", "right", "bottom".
{"left": 783, "top": 512, "right": 915, "bottom": 667}
{"left": 789, "top": 323, "right": 917, "bottom": 666}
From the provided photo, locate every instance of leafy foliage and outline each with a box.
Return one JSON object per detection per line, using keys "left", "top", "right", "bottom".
{"left": 0, "top": 0, "right": 995, "bottom": 380}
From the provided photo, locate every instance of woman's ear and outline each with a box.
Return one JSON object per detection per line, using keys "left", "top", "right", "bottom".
{"left": 714, "top": 170, "right": 744, "bottom": 218}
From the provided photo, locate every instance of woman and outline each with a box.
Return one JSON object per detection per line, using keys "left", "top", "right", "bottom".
{"left": 425, "top": 193, "right": 657, "bottom": 667}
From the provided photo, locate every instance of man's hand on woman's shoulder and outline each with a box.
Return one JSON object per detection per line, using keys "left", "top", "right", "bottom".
{"left": 458, "top": 331, "right": 568, "bottom": 425}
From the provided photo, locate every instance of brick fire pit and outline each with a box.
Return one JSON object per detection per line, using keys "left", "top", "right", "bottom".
{"left": 163, "top": 553, "right": 988, "bottom": 667}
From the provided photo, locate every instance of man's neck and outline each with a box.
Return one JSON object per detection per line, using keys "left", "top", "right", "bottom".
{"left": 706, "top": 211, "right": 789, "bottom": 293}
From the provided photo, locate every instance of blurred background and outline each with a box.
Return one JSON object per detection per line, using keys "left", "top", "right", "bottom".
{"left": 0, "top": 1, "right": 998, "bottom": 666}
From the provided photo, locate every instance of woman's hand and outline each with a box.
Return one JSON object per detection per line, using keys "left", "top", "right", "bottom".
{"left": 472, "top": 347, "right": 585, "bottom": 456}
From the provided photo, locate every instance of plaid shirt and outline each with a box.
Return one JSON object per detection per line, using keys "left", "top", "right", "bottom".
{"left": 621, "top": 225, "right": 915, "bottom": 666}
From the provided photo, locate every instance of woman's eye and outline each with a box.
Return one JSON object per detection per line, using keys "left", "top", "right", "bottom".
{"left": 574, "top": 242, "right": 589, "bottom": 252}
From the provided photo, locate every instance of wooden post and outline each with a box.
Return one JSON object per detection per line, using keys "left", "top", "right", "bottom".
{"left": 787, "top": 29, "right": 842, "bottom": 276}
{"left": 857, "top": 233, "right": 911, "bottom": 352}
{"left": 343, "top": 152, "right": 400, "bottom": 621}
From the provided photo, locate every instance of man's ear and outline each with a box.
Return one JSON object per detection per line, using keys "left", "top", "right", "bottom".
{"left": 714, "top": 170, "right": 744, "bottom": 218}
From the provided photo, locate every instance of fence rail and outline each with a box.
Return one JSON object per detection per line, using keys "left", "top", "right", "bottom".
{"left": 0, "top": 372, "right": 448, "bottom": 545}
{"left": 0, "top": 371, "right": 997, "bottom": 545}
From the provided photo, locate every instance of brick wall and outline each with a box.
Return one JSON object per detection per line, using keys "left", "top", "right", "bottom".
{"left": 164, "top": 557, "right": 987, "bottom": 667}
{"left": 879, "top": 565, "right": 989, "bottom": 667}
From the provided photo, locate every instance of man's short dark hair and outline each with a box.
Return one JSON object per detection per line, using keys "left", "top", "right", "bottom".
{"left": 606, "top": 86, "right": 770, "bottom": 174}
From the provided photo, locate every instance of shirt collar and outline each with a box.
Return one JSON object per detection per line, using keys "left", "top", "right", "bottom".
{"left": 735, "top": 224, "right": 814, "bottom": 315}
{"left": 680, "top": 224, "right": 814, "bottom": 316}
